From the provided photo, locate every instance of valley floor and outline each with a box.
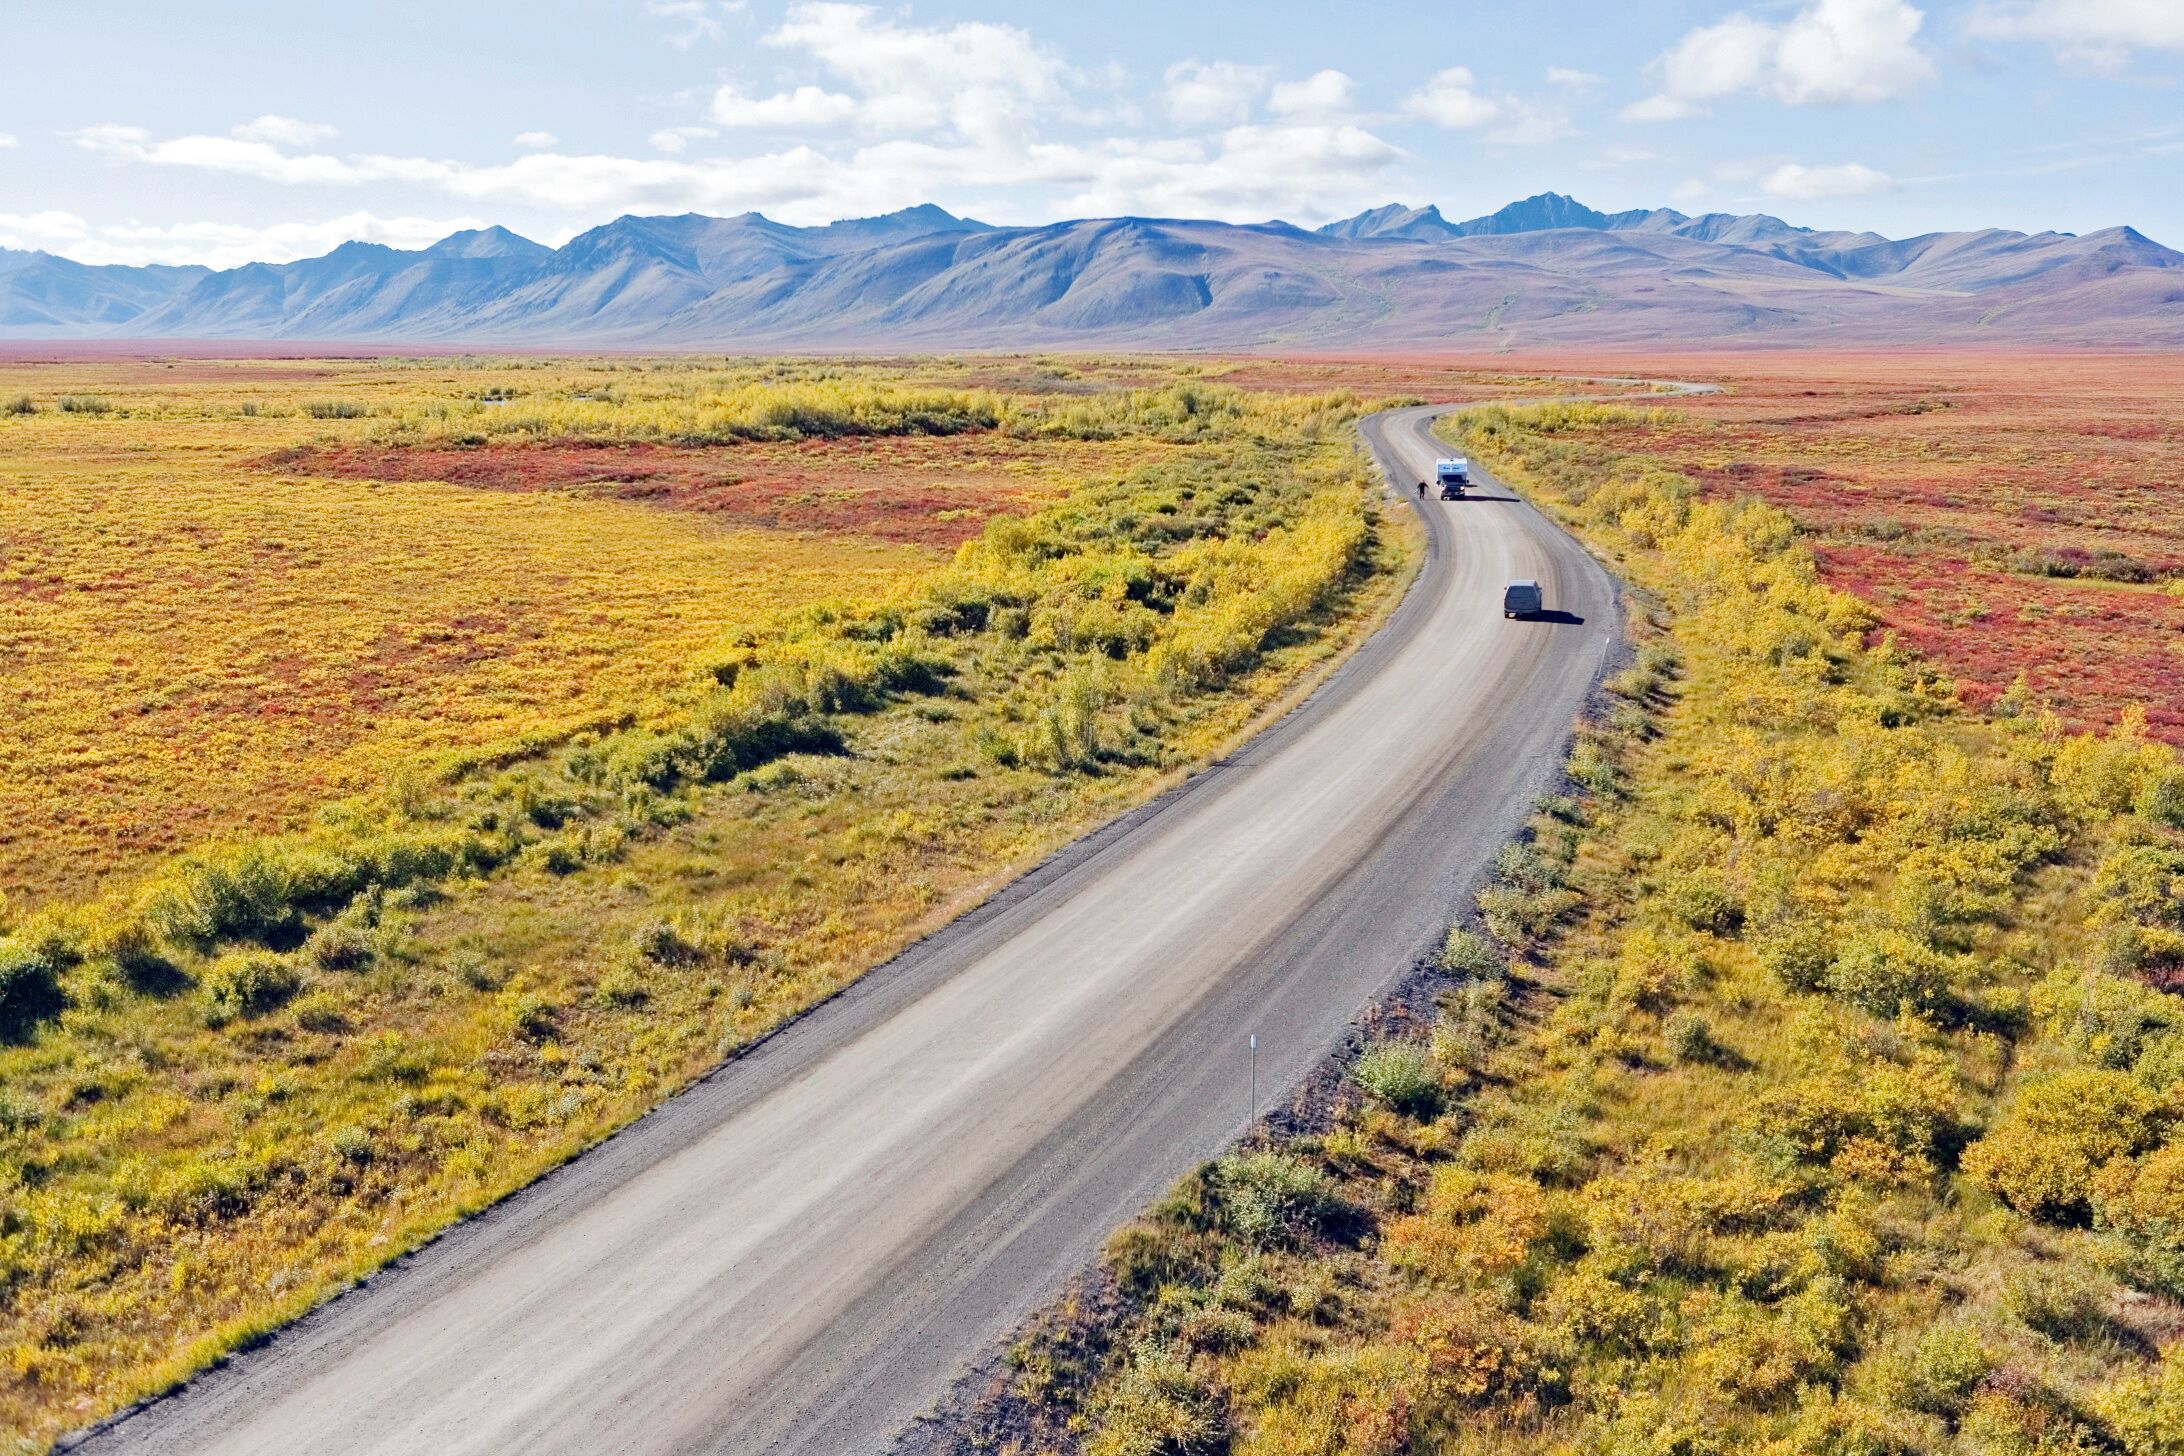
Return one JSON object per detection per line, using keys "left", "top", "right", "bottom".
{"left": 977, "top": 379, "right": 2184, "bottom": 1456}
{"left": 0, "top": 355, "right": 1456, "bottom": 1450}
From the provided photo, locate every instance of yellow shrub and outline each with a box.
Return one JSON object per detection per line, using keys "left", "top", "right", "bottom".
{"left": 1963, "top": 1068, "right": 2167, "bottom": 1220}
{"left": 1229, "top": 1332, "right": 1423, "bottom": 1456}
{"left": 2087, "top": 1343, "right": 2184, "bottom": 1456}
{"left": 1383, "top": 1169, "right": 1547, "bottom": 1285}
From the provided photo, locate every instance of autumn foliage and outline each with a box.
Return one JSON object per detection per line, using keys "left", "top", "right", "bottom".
{"left": 0, "top": 355, "right": 1407, "bottom": 1449}
{"left": 1045, "top": 395, "right": 2184, "bottom": 1456}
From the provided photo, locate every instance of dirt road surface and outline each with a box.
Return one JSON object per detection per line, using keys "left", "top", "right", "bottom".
{"left": 73, "top": 401, "right": 1629, "bottom": 1455}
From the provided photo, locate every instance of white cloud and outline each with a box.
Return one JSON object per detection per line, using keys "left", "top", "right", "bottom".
{"left": 0, "top": 210, "right": 92, "bottom": 243}
{"left": 61, "top": 105, "right": 1411, "bottom": 229}
{"left": 0, "top": 132, "right": 18, "bottom": 149}
{"left": 708, "top": 84, "right": 859, "bottom": 129}
{"left": 649, "top": 125, "right": 718, "bottom": 153}
{"left": 0, "top": 209, "right": 491, "bottom": 268}
{"left": 1162, "top": 60, "right": 1269, "bottom": 127}
{"left": 57, "top": 0, "right": 1422, "bottom": 246}
{"left": 1546, "top": 67, "right": 1606, "bottom": 88}
{"left": 1969, "top": 0, "right": 2184, "bottom": 69}
{"left": 513, "top": 131, "right": 558, "bottom": 151}
{"left": 1775, "top": 0, "right": 1933, "bottom": 101}
{"left": 1620, "top": 94, "right": 1698, "bottom": 122}
{"left": 1759, "top": 160, "right": 1894, "bottom": 199}
{"left": 646, "top": 0, "right": 741, "bottom": 49}
{"left": 1627, "top": 0, "right": 1933, "bottom": 119}
{"left": 71, "top": 124, "right": 365, "bottom": 184}
{"left": 1712, "top": 158, "right": 1764, "bottom": 182}
{"left": 1063, "top": 123, "right": 1403, "bottom": 220}
{"left": 764, "top": 2, "right": 1070, "bottom": 143}
{"left": 1488, "top": 101, "right": 1571, "bottom": 146}
{"left": 1267, "top": 69, "right": 1355, "bottom": 118}
{"left": 1402, "top": 67, "right": 1504, "bottom": 128}
{"left": 1399, "top": 68, "right": 1563, "bottom": 143}
{"left": 231, "top": 115, "right": 339, "bottom": 147}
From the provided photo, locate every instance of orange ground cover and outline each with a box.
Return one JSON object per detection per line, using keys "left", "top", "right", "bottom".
{"left": 259, "top": 433, "right": 1153, "bottom": 549}
{"left": 1520, "top": 352, "right": 2184, "bottom": 742}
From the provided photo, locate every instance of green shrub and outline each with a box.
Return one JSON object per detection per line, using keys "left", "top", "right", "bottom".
{"left": 360, "top": 1031, "right": 431, "bottom": 1084}
{"left": 1760, "top": 921, "right": 1835, "bottom": 993}
{"left": 2001, "top": 1263, "right": 2108, "bottom": 1341}
{"left": 1434, "top": 978, "right": 1507, "bottom": 1071}
{"left": 57, "top": 395, "right": 111, "bottom": 414}
{"left": 306, "top": 917, "right": 375, "bottom": 971}
{"left": 81, "top": 914, "right": 176, "bottom": 994}
{"left": 1899, "top": 1323, "right": 1992, "bottom": 1415}
{"left": 1215, "top": 1151, "right": 1348, "bottom": 1249}
{"left": 304, "top": 400, "right": 366, "bottom": 419}
{"left": 1478, "top": 885, "right": 1570, "bottom": 945}
{"left": 446, "top": 949, "right": 501, "bottom": 991}
{"left": 1352, "top": 1040, "right": 1441, "bottom": 1117}
{"left": 1823, "top": 930, "right": 1958, "bottom": 1016}
{"left": 1672, "top": 875, "right": 1745, "bottom": 936}
{"left": 0, "top": 936, "right": 65, "bottom": 1040}
{"left": 330, "top": 1126, "right": 375, "bottom": 1165}
{"left": 1491, "top": 841, "right": 1564, "bottom": 894}
{"left": 201, "top": 952, "right": 304, "bottom": 1023}
{"left": 133, "top": 831, "right": 471, "bottom": 949}
{"left": 290, "top": 993, "right": 350, "bottom": 1034}
{"left": 0, "top": 1089, "right": 42, "bottom": 1133}
{"left": 1665, "top": 1010, "right": 1716, "bottom": 1063}
{"left": 593, "top": 967, "right": 650, "bottom": 1008}
{"left": 1087, "top": 1339, "right": 1226, "bottom": 1456}
{"left": 2135, "top": 771, "right": 2184, "bottom": 829}
{"left": 1534, "top": 793, "right": 1584, "bottom": 825}
{"left": 524, "top": 838, "right": 584, "bottom": 875}
{"left": 3, "top": 394, "right": 34, "bottom": 415}
{"left": 506, "top": 993, "right": 557, "bottom": 1042}
{"left": 975, "top": 728, "right": 1020, "bottom": 768}
{"left": 1440, "top": 927, "right": 1503, "bottom": 978}
{"left": 1608, "top": 702, "right": 1651, "bottom": 739}
{"left": 1567, "top": 737, "right": 1616, "bottom": 796}
{"left": 633, "top": 918, "right": 699, "bottom": 967}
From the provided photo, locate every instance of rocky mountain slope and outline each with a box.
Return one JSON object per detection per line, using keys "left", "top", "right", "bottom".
{"left": 5, "top": 195, "right": 2177, "bottom": 347}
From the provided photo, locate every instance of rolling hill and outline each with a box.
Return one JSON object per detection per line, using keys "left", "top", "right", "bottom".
{"left": 4, "top": 194, "right": 2178, "bottom": 348}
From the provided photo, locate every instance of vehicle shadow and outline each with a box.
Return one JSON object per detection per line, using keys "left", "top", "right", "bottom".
{"left": 1517, "top": 610, "right": 1586, "bottom": 625}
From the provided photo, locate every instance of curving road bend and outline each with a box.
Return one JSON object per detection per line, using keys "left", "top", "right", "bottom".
{"left": 72, "top": 400, "right": 1632, "bottom": 1456}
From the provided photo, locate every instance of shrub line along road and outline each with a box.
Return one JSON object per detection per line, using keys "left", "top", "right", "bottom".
{"left": 71, "top": 396, "right": 1669, "bottom": 1455}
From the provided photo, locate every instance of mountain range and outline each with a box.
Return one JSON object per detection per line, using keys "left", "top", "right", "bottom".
{"left": 4, "top": 193, "right": 2179, "bottom": 348}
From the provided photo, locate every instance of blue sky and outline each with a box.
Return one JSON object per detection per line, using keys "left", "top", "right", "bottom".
{"left": 1, "top": 0, "right": 2179, "bottom": 267}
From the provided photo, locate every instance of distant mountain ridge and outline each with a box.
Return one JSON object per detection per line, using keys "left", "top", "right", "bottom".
{"left": 4, "top": 195, "right": 2178, "bottom": 347}
{"left": 1319, "top": 193, "right": 1813, "bottom": 243}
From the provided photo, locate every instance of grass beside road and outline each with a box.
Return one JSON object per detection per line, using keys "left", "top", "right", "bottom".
{"left": 0, "top": 363, "right": 1423, "bottom": 1451}
{"left": 1013, "top": 402, "right": 2184, "bottom": 1456}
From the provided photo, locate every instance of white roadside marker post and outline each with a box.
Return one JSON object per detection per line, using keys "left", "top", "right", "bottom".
{"left": 1248, "top": 1033, "right": 1258, "bottom": 1132}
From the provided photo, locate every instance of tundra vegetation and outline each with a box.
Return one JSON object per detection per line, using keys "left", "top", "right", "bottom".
{"left": 0, "top": 352, "right": 1445, "bottom": 1449}
{"left": 1572, "top": 352, "right": 2184, "bottom": 744}
{"left": 0, "top": 352, "right": 1547, "bottom": 906}
{"left": 1029, "top": 400, "right": 2184, "bottom": 1456}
